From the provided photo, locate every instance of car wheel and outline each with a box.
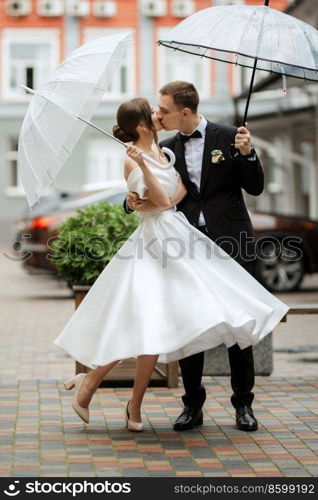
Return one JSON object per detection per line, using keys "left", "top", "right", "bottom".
{"left": 255, "top": 240, "right": 305, "bottom": 292}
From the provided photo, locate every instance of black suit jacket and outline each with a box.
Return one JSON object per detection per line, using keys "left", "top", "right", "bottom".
{"left": 159, "top": 121, "right": 264, "bottom": 267}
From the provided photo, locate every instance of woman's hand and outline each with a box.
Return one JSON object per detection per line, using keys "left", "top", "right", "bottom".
{"left": 126, "top": 145, "right": 145, "bottom": 167}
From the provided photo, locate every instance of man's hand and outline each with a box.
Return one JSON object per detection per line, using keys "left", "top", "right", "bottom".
{"left": 127, "top": 192, "right": 140, "bottom": 211}
{"left": 134, "top": 200, "right": 162, "bottom": 212}
{"left": 235, "top": 124, "right": 252, "bottom": 156}
{"left": 127, "top": 190, "right": 163, "bottom": 212}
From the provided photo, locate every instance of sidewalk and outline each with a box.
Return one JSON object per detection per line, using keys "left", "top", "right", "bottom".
{"left": 1, "top": 245, "right": 318, "bottom": 477}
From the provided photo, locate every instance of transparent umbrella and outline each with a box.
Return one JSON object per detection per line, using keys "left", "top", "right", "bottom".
{"left": 19, "top": 32, "right": 175, "bottom": 210}
{"left": 158, "top": 0, "right": 318, "bottom": 125}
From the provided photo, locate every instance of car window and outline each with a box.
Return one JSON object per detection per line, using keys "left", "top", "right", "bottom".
{"left": 104, "top": 192, "right": 127, "bottom": 204}
{"left": 26, "top": 192, "right": 73, "bottom": 218}
{"left": 61, "top": 190, "right": 128, "bottom": 210}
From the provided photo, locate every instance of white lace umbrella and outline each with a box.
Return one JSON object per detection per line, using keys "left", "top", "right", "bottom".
{"left": 158, "top": 0, "right": 318, "bottom": 124}
{"left": 19, "top": 32, "right": 174, "bottom": 209}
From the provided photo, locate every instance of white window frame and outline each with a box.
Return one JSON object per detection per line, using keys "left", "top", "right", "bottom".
{"left": 267, "top": 138, "right": 284, "bottom": 195}
{"left": 83, "top": 28, "right": 136, "bottom": 101}
{"left": 2, "top": 28, "right": 60, "bottom": 101}
{"left": 231, "top": 62, "right": 243, "bottom": 96}
{"left": 87, "top": 136, "right": 126, "bottom": 185}
{"left": 157, "top": 27, "right": 212, "bottom": 100}
{"left": 4, "top": 136, "right": 25, "bottom": 197}
{"left": 300, "top": 142, "right": 313, "bottom": 195}
{"left": 232, "top": 62, "right": 267, "bottom": 97}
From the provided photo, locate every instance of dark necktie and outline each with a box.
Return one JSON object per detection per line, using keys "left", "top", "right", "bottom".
{"left": 180, "top": 130, "right": 202, "bottom": 144}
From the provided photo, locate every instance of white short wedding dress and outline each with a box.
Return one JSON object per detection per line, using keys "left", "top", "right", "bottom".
{"left": 54, "top": 160, "right": 289, "bottom": 368}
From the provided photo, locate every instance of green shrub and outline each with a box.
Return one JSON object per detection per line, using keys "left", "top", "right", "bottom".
{"left": 50, "top": 201, "right": 139, "bottom": 286}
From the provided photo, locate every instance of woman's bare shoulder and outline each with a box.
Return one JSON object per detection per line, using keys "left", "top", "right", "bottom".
{"left": 124, "top": 156, "right": 138, "bottom": 181}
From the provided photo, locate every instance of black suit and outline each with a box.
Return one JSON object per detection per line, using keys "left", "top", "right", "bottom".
{"left": 160, "top": 121, "right": 263, "bottom": 266}
{"left": 160, "top": 121, "right": 264, "bottom": 410}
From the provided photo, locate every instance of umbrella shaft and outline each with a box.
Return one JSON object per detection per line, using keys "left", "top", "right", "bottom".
{"left": 264, "top": 0, "right": 270, "bottom": 6}
{"left": 76, "top": 116, "right": 127, "bottom": 148}
{"left": 21, "top": 84, "right": 35, "bottom": 95}
{"left": 242, "top": 58, "right": 258, "bottom": 126}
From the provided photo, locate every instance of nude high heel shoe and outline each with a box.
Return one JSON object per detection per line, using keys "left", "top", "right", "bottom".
{"left": 125, "top": 400, "right": 144, "bottom": 432}
{"left": 64, "top": 373, "right": 90, "bottom": 424}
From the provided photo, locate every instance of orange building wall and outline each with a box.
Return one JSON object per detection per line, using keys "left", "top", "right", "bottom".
{"left": 0, "top": 0, "right": 291, "bottom": 98}
{"left": 0, "top": 0, "right": 64, "bottom": 60}
{"left": 245, "top": 0, "right": 289, "bottom": 8}
{"left": 153, "top": 1, "right": 213, "bottom": 93}
{"left": 0, "top": 0, "right": 63, "bottom": 27}
{"left": 82, "top": 0, "right": 138, "bottom": 30}
{"left": 80, "top": 1, "right": 139, "bottom": 90}
{"left": 227, "top": 0, "right": 290, "bottom": 96}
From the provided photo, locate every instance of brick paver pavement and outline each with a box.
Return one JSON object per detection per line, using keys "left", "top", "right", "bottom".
{"left": 1, "top": 245, "right": 318, "bottom": 477}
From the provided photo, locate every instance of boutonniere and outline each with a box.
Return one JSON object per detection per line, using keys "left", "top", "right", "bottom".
{"left": 211, "top": 149, "right": 225, "bottom": 165}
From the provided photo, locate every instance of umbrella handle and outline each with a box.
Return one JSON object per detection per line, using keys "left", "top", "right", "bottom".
{"left": 141, "top": 147, "right": 175, "bottom": 170}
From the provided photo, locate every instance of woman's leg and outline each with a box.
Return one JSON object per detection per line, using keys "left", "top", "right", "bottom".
{"left": 77, "top": 361, "right": 120, "bottom": 407}
{"left": 128, "top": 355, "right": 159, "bottom": 422}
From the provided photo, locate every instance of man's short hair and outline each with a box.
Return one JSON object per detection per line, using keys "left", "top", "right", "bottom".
{"left": 159, "top": 81, "right": 199, "bottom": 114}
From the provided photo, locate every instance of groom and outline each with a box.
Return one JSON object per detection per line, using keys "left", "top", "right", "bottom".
{"left": 124, "top": 81, "right": 264, "bottom": 432}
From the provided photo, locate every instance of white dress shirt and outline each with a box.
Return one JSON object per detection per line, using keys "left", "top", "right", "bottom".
{"left": 181, "top": 115, "right": 207, "bottom": 226}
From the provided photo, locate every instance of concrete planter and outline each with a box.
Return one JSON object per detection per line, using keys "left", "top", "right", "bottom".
{"left": 203, "top": 334, "right": 273, "bottom": 376}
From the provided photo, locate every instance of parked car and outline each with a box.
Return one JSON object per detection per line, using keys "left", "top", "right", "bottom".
{"left": 250, "top": 210, "right": 318, "bottom": 292}
{"left": 14, "top": 181, "right": 127, "bottom": 240}
{"left": 13, "top": 193, "right": 318, "bottom": 292}
{"left": 13, "top": 188, "right": 127, "bottom": 272}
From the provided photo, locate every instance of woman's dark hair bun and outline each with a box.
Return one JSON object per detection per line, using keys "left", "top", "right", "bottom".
{"left": 112, "top": 124, "right": 137, "bottom": 143}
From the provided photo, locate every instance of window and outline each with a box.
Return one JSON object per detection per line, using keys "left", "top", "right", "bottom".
{"left": 87, "top": 137, "right": 126, "bottom": 185}
{"left": 157, "top": 28, "right": 212, "bottom": 99}
{"left": 231, "top": 63, "right": 265, "bottom": 97}
{"left": 5, "top": 136, "right": 24, "bottom": 195}
{"left": 108, "top": 62, "right": 128, "bottom": 96}
{"left": 83, "top": 28, "right": 135, "bottom": 100}
{"left": 266, "top": 139, "right": 284, "bottom": 195}
{"left": 9, "top": 43, "right": 50, "bottom": 95}
{"left": 2, "top": 29, "right": 59, "bottom": 100}
{"left": 300, "top": 142, "right": 312, "bottom": 195}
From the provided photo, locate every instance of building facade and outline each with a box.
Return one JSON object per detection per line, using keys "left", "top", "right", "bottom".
{"left": 235, "top": 0, "right": 318, "bottom": 220}
{"left": 0, "top": 0, "right": 290, "bottom": 241}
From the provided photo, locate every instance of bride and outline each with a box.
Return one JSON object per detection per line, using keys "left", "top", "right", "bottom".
{"left": 54, "top": 97, "right": 288, "bottom": 432}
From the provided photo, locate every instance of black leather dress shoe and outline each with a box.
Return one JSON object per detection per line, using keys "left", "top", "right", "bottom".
{"left": 173, "top": 406, "right": 203, "bottom": 431}
{"left": 236, "top": 405, "right": 258, "bottom": 431}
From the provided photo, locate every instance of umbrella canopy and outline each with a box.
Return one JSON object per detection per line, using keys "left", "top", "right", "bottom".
{"left": 158, "top": 1, "right": 318, "bottom": 123}
{"left": 18, "top": 32, "right": 132, "bottom": 209}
